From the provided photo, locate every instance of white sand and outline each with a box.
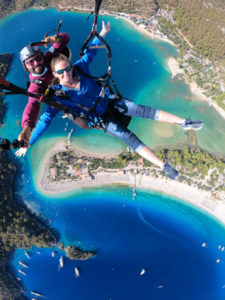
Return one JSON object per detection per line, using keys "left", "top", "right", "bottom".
{"left": 36, "top": 141, "right": 225, "bottom": 226}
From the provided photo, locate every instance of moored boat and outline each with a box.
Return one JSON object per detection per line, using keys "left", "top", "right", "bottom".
{"left": 59, "top": 255, "right": 64, "bottom": 268}
{"left": 19, "top": 261, "right": 28, "bottom": 268}
{"left": 18, "top": 269, "right": 26, "bottom": 276}
{"left": 31, "top": 290, "right": 43, "bottom": 297}
{"left": 75, "top": 267, "right": 80, "bottom": 277}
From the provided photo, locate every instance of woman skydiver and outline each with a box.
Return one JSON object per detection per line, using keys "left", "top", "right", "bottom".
{"left": 16, "top": 21, "right": 203, "bottom": 180}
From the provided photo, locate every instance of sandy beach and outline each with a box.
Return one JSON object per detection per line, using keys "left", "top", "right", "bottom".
{"left": 36, "top": 141, "right": 225, "bottom": 226}
{"left": 167, "top": 57, "right": 225, "bottom": 120}
{"left": 119, "top": 16, "right": 174, "bottom": 45}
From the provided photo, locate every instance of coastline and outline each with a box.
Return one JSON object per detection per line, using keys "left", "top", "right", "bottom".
{"left": 37, "top": 141, "right": 225, "bottom": 226}
{"left": 167, "top": 57, "right": 225, "bottom": 120}
{"left": 119, "top": 15, "right": 174, "bottom": 45}
{"left": 109, "top": 14, "right": 225, "bottom": 121}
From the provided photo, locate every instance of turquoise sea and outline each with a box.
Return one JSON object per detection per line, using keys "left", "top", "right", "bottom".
{"left": 0, "top": 8, "right": 225, "bottom": 300}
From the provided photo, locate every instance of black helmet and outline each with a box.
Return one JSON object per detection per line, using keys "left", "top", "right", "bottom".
{"left": 20, "top": 44, "right": 41, "bottom": 63}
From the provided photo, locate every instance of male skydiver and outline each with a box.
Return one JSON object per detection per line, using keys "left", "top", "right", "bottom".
{"left": 18, "top": 31, "right": 70, "bottom": 145}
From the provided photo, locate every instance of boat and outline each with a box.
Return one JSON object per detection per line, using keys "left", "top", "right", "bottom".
{"left": 75, "top": 267, "right": 80, "bottom": 278}
{"left": 140, "top": 268, "right": 145, "bottom": 276}
{"left": 31, "top": 290, "right": 43, "bottom": 297}
{"left": 24, "top": 251, "right": 30, "bottom": 259}
{"left": 18, "top": 269, "right": 26, "bottom": 276}
{"left": 59, "top": 256, "right": 64, "bottom": 268}
{"left": 19, "top": 261, "right": 28, "bottom": 268}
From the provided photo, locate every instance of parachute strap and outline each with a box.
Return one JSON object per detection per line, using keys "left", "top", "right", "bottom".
{"left": 0, "top": 76, "right": 72, "bottom": 115}
{"left": 31, "top": 19, "right": 63, "bottom": 47}
{"left": 80, "top": 30, "right": 112, "bottom": 78}
{"left": 0, "top": 77, "right": 33, "bottom": 96}
{"left": 80, "top": 0, "right": 111, "bottom": 77}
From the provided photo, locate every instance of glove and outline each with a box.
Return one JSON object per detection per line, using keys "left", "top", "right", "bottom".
{"left": 15, "top": 147, "right": 29, "bottom": 157}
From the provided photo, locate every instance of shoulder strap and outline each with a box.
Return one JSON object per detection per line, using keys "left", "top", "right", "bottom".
{"left": 30, "top": 79, "right": 48, "bottom": 89}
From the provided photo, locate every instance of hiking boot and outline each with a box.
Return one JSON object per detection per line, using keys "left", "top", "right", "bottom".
{"left": 162, "top": 163, "right": 179, "bottom": 180}
{"left": 181, "top": 118, "right": 203, "bottom": 131}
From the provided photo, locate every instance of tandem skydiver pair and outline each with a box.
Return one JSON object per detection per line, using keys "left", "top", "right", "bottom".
{"left": 0, "top": 0, "right": 203, "bottom": 180}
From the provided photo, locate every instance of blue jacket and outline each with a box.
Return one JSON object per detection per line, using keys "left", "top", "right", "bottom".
{"left": 30, "top": 37, "right": 111, "bottom": 146}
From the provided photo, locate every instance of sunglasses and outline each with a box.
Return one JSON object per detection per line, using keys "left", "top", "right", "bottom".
{"left": 55, "top": 66, "right": 72, "bottom": 74}
{"left": 25, "top": 54, "right": 43, "bottom": 66}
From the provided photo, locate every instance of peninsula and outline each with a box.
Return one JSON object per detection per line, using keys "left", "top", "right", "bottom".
{"left": 38, "top": 136, "right": 225, "bottom": 224}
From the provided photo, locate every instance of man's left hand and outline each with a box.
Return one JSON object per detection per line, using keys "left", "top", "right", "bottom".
{"left": 42, "top": 35, "right": 62, "bottom": 47}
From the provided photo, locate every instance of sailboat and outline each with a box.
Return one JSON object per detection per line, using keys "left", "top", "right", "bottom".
{"left": 59, "top": 256, "right": 64, "bottom": 268}
{"left": 75, "top": 266, "right": 80, "bottom": 277}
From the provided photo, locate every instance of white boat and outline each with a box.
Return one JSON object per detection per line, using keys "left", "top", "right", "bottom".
{"left": 59, "top": 256, "right": 64, "bottom": 268}
{"left": 24, "top": 251, "right": 30, "bottom": 259}
{"left": 18, "top": 269, "right": 26, "bottom": 276}
{"left": 31, "top": 290, "right": 43, "bottom": 297}
{"left": 75, "top": 267, "right": 80, "bottom": 278}
{"left": 140, "top": 268, "right": 145, "bottom": 276}
{"left": 19, "top": 261, "right": 28, "bottom": 268}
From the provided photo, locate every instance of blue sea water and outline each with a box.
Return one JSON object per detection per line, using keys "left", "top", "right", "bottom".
{"left": 11, "top": 187, "right": 225, "bottom": 300}
{"left": 0, "top": 8, "right": 225, "bottom": 300}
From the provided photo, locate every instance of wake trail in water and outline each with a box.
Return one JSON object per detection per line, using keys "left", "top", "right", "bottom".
{"left": 136, "top": 198, "right": 187, "bottom": 247}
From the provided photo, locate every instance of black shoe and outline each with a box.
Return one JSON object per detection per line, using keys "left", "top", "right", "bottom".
{"left": 163, "top": 163, "right": 179, "bottom": 180}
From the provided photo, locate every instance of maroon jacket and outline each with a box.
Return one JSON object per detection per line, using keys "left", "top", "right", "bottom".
{"left": 21, "top": 32, "right": 70, "bottom": 129}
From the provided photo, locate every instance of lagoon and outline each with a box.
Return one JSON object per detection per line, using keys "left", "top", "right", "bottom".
{"left": 0, "top": 8, "right": 225, "bottom": 299}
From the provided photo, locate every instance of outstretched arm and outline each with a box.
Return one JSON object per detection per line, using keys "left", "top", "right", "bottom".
{"left": 16, "top": 107, "right": 59, "bottom": 157}
{"left": 29, "top": 107, "right": 59, "bottom": 146}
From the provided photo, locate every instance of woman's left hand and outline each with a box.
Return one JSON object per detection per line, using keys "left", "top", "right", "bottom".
{"left": 100, "top": 21, "right": 111, "bottom": 37}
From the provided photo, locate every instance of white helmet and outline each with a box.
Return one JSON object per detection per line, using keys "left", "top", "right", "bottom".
{"left": 20, "top": 44, "right": 41, "bottom": 63}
